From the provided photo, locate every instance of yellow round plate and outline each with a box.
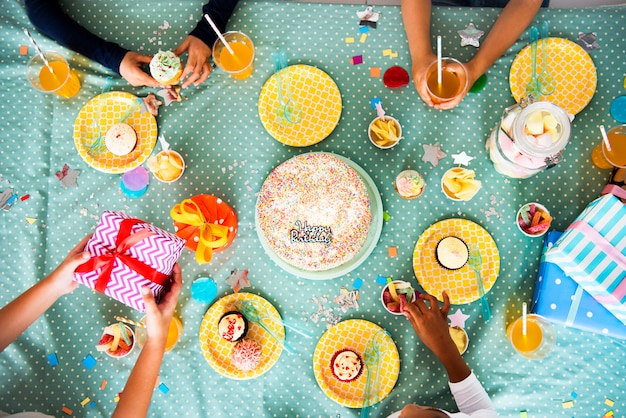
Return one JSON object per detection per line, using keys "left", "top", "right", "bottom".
{"left": 413, "top": 218, "right": 500, "bottom": 305}
{"left": 199, "top": 292, "right": 284, "bottom": 380}
{"left": 510, "top": 37, "right": 596, "bottom": 115}
{"left": 258, "top": 64, "right": 342, "bottom": 147}
{"left": 73, "top": 91, "right": 157, "bottom": 174}
{"left": 313, "top": 319, "right": 399, "bottom": 408}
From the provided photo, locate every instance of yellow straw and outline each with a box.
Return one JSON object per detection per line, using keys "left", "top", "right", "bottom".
{"left": 114, "top": 316, "right": 145, "bottom": 328}
{"left": 436, "top": 36, "right": 442, "bottom": 88}
{"left": 204, "top": 14, "right": 234, "bottom": 55}
{"left": 600, "top": 125, "right": 612, "bottom": 152}
{"left": 522, "top": 302, "right": 528, "bottom": 336}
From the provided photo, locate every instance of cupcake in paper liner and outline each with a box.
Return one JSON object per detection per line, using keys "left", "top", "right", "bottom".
{"left": 218, "top": 311, "right": 248, "bottom": 342}
{"left": 329, "top": 348, "right": 363, "bottom": 383}
{"left": 394, "top": 170, "right": 425, "bottom": 199}
{"left": 150, "top": 50, "right": 183, "bottom": 85}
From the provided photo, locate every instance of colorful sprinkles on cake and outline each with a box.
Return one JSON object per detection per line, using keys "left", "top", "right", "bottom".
{"left": 257, "top": 153, "right": 371, "bottom": 271}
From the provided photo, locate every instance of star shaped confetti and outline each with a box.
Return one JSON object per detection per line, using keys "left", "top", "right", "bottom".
{"left": 458, "top": 23, "right": 484, "bottom": 48}
{"left": 422, "top": 144, "right": 447, "bottom": 167}
{"left": 225, "top": 268, "right": 250, "bottom": 293}
{"left": 452, "top": 151, "right": 475, "bottom": 166}
{"left": 55, "top": 164, "right": 80, "bottom": 188}
{"left": 449, "top": 309, "right": 470, "bottom": 328}
{"left": 576, "top": 32, "right": 600, "bottom": 51}
{"left": 334, "top": 288, "right": 360, "bottom": 312}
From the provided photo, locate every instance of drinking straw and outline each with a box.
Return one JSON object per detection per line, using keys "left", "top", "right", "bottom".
{"left": 522, "top": 302, "right": 528, "bottom": 336}
{"left": 436, "top": 35, "right": 442, "bottom": 87}
{"left": 23, "top": 28, "right": 55, "bottom": 75}
{"left": 600, "top": 125, "right": 612, "bottom": 152}
{"left": 114, "top": 316, "right": 145, "bottom": 328}
{"left": 203, "top": 14, "right": 234, "bottom": 55}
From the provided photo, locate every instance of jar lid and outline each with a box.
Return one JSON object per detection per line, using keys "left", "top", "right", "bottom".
{"left": 512, "top": 102, "right": 571, "bottom": 158}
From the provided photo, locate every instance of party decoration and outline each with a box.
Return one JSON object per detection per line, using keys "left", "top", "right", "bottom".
{"left": 383, "top": 66, "right": 409, "bottom": 88}
{"left": 576, "top": 32, "right": 600, "bottom": 51}
{"left": 0, "top": 188, "right": 16, "bottom": 211}
{"left": 458, "top": 23, "right": 484, "bottom": 47}
{"left": 55, "top": 164, "right": 80, "bottom": 188}
{"left": 452, "top": 151, "right": 475, "bottom": 166}
{"left": 225, "top": 268, "right": 250, "bottom": 293}
{"left": 422, "top": 144, "right": 447, "bottom": 167}
{"left": 140, "top": 92, "right": 163, "bottom": 116}
{"left": 448, "top": 309, "right": 470, "bottom": 328}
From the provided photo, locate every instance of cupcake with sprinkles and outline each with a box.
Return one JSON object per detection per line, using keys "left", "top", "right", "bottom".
{"left": 218, "top": 311, "right": 248, "bottom": 342}
{"left": 150, "top": 50, "right": 183, "bottom": 85}
{"left": 330, "top": 348, "right": 363, "bottom": 382}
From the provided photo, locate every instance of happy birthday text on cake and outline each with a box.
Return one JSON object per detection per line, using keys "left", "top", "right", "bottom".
{"left": 289, "top": 221, "right": 333, "bottom": 247}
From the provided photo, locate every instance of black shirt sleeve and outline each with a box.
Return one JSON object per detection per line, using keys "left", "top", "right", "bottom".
{"left": 24, "top": 0, "right": 129, "bottom": 74}
{"left": 189, "top": 0, "right": 241, "bottom": 50}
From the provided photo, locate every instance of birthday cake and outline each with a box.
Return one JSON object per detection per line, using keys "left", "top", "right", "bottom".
{"left": 256, "top": 153, "right": 372, "bottom": 272}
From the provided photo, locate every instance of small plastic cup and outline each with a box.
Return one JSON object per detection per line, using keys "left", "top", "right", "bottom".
{"left": 98, "top": 324, "right": 136, "bottom": 359}
{"left": 425, "top": 57, "right": 468, "bottom": 105}
{"left": 448, "top": 326, "right": 469, "bottom": 355}
{"left": 135, "top": 316, "right": 183, "bottom": 353}
{"left": 212, "top": 31, "right": 255, "bottom": 80}
{"left": 26, "top": 51, "right": 81, "bottom": 98}
{"left": 381, "top": 280, "right": 417, "bottom": 315}
{"left": 516, "top": 202, "right": 551, "bottom": 237}
{"left": 506, "top": 314, "right": 555, "bottom": 359}
{"left": 368, "top": 116, "right": 402, "bottom": 149}
{"left": 147, "top": 150, "right": 185, "bottom": 183}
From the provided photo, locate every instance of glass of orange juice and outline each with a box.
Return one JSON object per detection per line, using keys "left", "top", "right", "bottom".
{"left": 591, "top": 125, "right": 626, "bottom": 169}
{"left": 135, "top": 316, "right": 183, "bottom": 353}
{"left": 425, "top": 57, "right": 468, "bottom": 105}
{"left": 26, "top": 51, "right": 81, "bottom": 98}
{"left": 506, "top": 313, "right": 555, "bottom": 359}
{"left": 212, "top": 32, "right": 254, "bottom": 80}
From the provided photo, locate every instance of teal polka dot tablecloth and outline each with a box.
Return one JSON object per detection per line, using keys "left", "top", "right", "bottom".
{"left": 1, "top": 0, "right": 625, "bottom": 417}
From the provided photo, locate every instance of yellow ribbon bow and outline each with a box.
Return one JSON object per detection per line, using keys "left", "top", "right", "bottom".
{"left": 171, "top": 199, "right": 229, "bottom": 264}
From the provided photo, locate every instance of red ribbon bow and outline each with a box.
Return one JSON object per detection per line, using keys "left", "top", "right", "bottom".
{"left": 76, "top": 218, "right": 169, "bottom": 293}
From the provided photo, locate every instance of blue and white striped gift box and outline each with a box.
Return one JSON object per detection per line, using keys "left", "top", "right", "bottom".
{"left": 545, "top": 193, "right": 626, "bottom": 326}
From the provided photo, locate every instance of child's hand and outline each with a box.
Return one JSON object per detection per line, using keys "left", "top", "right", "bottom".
{"left": 402, "top": 291, "right": 456, "bottom": 358}
{"left": 44, "top": 234, "right": 92, "bottom": 296}
{"left": 174, "top": 35, "right": 213, "bottom": 88}
{"left": 141, "top": 264, "right": 182, "bottom": 349}
{"left": 411, "top": 54, "right": 437, "bottom": 108}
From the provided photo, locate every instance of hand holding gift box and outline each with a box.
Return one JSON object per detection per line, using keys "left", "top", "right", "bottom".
{"left": 171, "top": 194, "right": 238, "bottom": 264}
{"left": 545, "top": 188, "right": 626, "bottom": 326}
{"left": 74, "top": 211, "right": 185, "bottom": 312}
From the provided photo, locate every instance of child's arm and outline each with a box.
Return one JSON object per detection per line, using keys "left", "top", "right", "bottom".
{"left": 0, "top": 235, "right": 90, "bottom": 353}
{"left": 111, "top": 264, "right": 182, "bottom": 418}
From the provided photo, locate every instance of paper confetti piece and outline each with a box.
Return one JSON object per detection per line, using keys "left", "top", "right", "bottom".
{"left": 346, "top": 37, "right": 355, "bottom": 43}
{"left": 47, "top": 353, "right": 59, "bottom": 366}
{"left": 370, "top": 67, "right": 381, "bottom": 78}
{"left": 158, "top": 383, "right": 170, "bottom": 394}
{"left": 55, "top": 164, "right": 80, "bottom": 188}
{"left": 82, "top": 354, "right": 97, "bottom": 370}
{"left": 382, "top": 49, "right": 392, "bottom": 56}
{"left": 376, "top": 275, "right": 389, "bottom": 285}
{"left": 360, "top": 33, "right": 368, "bottom": 43}
{"left": 61, "top": 407, "right": 73, "bottom": 415}
{"left": 0, "top": 188, "right": 16, "bottom": 211}
{"left": 225, "top": 268, "right": 250, "bottom": 293}
{"left": 383, "top": 211, "right": 391, "bottom": 222}
{"left": 81, "top": 397, "right": 91, "bottom": 407}
{"left": 351, "top": 55, "right": 363, "bottom": 65}
{"left": 334, "top": 288, "right": 360, "bottom": 312}
{"left": 19, "top": 45, "right": 28, "bottom": 55}
{"left": 603, "top": 411, "right": 614, "bottom": 417}
{"left": 90, "top": 401, "right": 97, "bottom": 409}
{"left": 519, "top": 411, "right": 528, "bottom": 418}
{"left": 388, "top": 246, "right": 398, "bottom": 258}
{"left": 448, "top": 309, "right": 470, "bottom": 328}
{"left": 20, "top": 194, "right": 30, "bottom": 201}
{"left": 452, "top": 151, "right": 475, "bottom": 166}
{"left": 605, "top": 398, "right": 615, "bottom": 407}
{"left": 100, "top": 379, "right": 108, "bottom": 390}
{"left": 359, "top": 26, "right": 369, "bottom": 33}
{"left": 114, "top": 395, "right": 120, "bottom": 402}
{"left": 570, "top": 391, "right": 578, "bottom": 399}
{"left": 389, "top": 52, "right": 398, "bottom": 58}
{"left": 422, "top": 143, "right": 447, "bottom": 167}
{"left": 352, "top": 277, "right": 363, "bottom": 290}
{"left": 562, "top": 401, "right": 574, "bottom": 408}
{"left": 26, "top": 217, "right": 37, "bottom": 224}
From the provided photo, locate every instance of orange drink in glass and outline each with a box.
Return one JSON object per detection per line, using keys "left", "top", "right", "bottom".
{"left": 506, "top": 314, "right": 555, "bottom": 359}
{"left": 592, "top": 125, "right": 626, "bottom": 169}
{"left": 135, "top": 316, "right": 183, "bottom": 353}
{"left": 213, "top": 32, "right": 254, "bottom": 80}
{"left": 26, "top": 51, "right": 81, "bottom": 98}
{"left": 425, "top": 57, "right": 468, "bottom": 105}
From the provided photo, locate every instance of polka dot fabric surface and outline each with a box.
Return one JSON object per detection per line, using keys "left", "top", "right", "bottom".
{"left": 1, "top": 1, "right": 625, "bottom": 417}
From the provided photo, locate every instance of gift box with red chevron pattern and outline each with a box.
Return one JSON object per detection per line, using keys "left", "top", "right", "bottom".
{"left": 74, "top": 211, "right": 185, "bottom": 311}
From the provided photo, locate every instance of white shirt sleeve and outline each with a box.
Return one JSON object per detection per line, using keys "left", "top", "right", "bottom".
{"left": 447, "top": 372, "right": 499, "bottom": 417}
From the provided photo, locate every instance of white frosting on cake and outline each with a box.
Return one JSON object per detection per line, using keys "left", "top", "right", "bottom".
{"left": 105, "top": 123, "right": 137, "bottom": 156}
{"left": 256, "top": 153, "right": 372, "bottom": 271}
{"left": 218, "top": 313, "right": 246, "bottom": 342}
{"left": 331, "top": 349, "right": 362, "bottom": 382}
{"left": 436, "top": 236, "right": 469, "bottom": 270}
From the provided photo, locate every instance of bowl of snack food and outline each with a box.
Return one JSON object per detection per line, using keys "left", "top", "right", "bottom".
{"left": 96, "top": 323, "right": 135, "bottom": 358}
{"left": 441, "top": 167, "right": 482, "bottom": 201}
{"left": 517, "top": 202, "right": 552, "bottom": 237}
{"left": 368, "top": 116, "right": 402, "bottom": 149}
{"left": 448, "top": 325, "right": 469, "bottom": 355}
{"left": 381, "top": 280, "right": 417, "bottom": 315}
{"left": 147, "top": 149, "right": 185, "bottom": 183}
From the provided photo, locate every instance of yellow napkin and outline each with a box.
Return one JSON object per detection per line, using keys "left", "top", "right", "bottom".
{"left": 442, "top": 167, "right": 482, "bottom": 201}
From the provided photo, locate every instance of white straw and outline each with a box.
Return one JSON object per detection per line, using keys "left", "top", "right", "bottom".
{"left": 437, "top": 36, "right": 442, "bottom": 87}
{"left": 522, "top": 302, "right": 528, "bottom": 336}
{"left": 204, "top": 14, "right": 234, "bottom": 55}
{"left": 600, "top": 125, "right": 612, "bottom": 152}
{"left": 23, "top": 28, "right": 55, "bottom": 74}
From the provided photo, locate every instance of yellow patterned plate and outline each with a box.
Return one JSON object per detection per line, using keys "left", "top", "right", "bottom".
{"left": 258, "top": 64, "right": 342, "bottom": 147}
{"left": 510, "top": 37, "right": 596, "bottom": 115}
{"left": 73, "top": 91, "right": 157, "bottom": 174}
{"left": 199, "top": 292, "right": 284, "bottom": 380}
{"left": 313, "top": 319, "right": 399, "bottom": 408}
{"left": 413, "top": 218, "right": 500, "bottom": 305}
